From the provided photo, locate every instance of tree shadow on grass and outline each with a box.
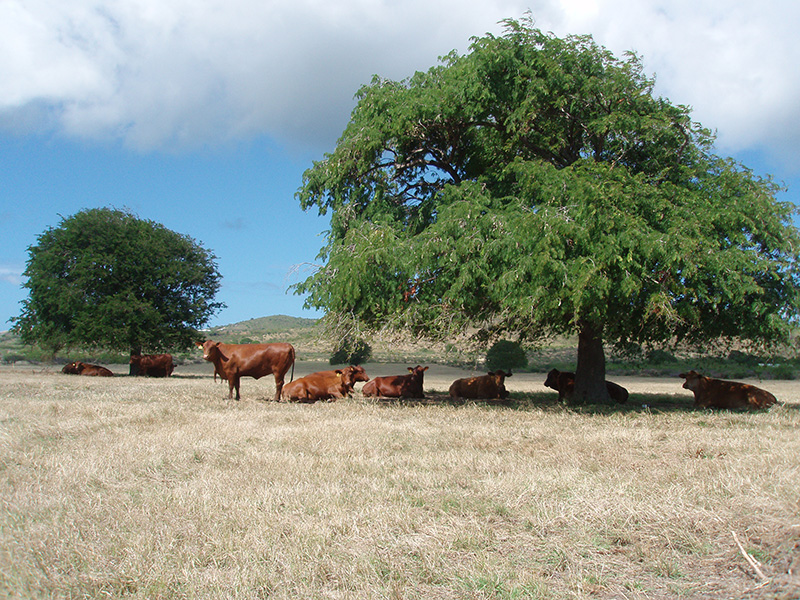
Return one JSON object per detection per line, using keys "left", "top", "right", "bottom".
{"left": 393, "top": 391, "right": 796, "bottom": 415}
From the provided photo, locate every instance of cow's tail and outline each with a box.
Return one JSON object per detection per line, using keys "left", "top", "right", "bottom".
{"left": 290, "top": 346, "right": 296, "bottom": 382}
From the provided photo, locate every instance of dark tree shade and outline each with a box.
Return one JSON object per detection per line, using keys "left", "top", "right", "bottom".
{"left": 12, "top": 208, "right": 224, "bottom": 355}
{"left": 296, "top": 18, "right": 800, "bottom": 402}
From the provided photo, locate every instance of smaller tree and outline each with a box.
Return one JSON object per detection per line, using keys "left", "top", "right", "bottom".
{"left": 485, "top": 340, "right": 527, "bottom": 372}
{"left": 12, "top": 208, "right": 224, "bottom": 361}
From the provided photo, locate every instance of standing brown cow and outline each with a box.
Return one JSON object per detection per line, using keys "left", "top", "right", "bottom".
{"left": 196, "top": 340, "right": 295, "bottom": 401}
{"left": 679, "top": 370, "right": 777, "bottom": 410}
{"left": 361, "top": 365, "right": 428, "bottom": 399}
{"left": 130, "top": 353, "right": 174, "bottom": 377}
{"left": 282, "top": 365, "right": 369, "bottom": 403}
{"left": 544, "top": 368, "right": 628, "bottom": 403}
{"left": 62, "top": 361, "right": 114, "bottom": 377}
{"left": 449, "top": 370, "right": 512, "bottom": 400}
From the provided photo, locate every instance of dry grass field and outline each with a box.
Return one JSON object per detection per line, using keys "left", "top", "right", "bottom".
{"left": 1, "top": 362, "right": 799, "bottom": 599}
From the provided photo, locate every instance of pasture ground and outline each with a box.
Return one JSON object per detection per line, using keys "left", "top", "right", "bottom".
{"left": 1, "top": 362, "right": 799, "bottom": 599}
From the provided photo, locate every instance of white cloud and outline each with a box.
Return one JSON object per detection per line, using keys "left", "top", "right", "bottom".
{"left": 537, "top": 0, "right": 800, "bottom": 167}
{"left": 0, "top": 266, "right": 24, "bottom": 286}
{"left": 1, "top": 0, "right": 798, "bottom": 167}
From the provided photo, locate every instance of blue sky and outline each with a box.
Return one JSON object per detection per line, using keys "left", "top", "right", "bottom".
{"left": 2, "top": 0, "right": 799, "bottom": 329}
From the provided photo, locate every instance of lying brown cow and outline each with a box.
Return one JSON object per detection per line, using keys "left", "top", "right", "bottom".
{"left": 544, "top": 368, "right": 628, "bottom": 403}
{"left": 196, "top": 340, "right": 295, "bottom": 401}
{"left": 130, "top": 353, "right": 174, "bottom": 377}
{"left": 362, "top": 365, "right": 428, "bottom": 399}
{"left": 679, "top": 370, "right": 777, "bottom": 410}
{"left": 61, "top": 361, "right": 114, "bottom": 377}
{"left": 282, "top": 365, "right": 369, "bottom": 403}
{"left": 449, "top": 370, "right": 512, "bottom": 400}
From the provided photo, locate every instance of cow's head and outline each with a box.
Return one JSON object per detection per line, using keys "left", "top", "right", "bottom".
{"left": 345, "top": 365, "right": 370, "bottom": 383}
{"left": 62, "top": 361, "right": 84, "bottom": 374}
{"left": 488, "top": 370, "right": 512, "bottom": 381}
{"left": 543, "top": 368, "right": 560, "bottom": 390}
{"left": 197, "top": 340, "right": 224, "bottom": 362}
{"left": 407, "top": 365, "right": 429, "bottom": 377}
{"left": 679, "top": 370, "right": 702, "bottom": 391}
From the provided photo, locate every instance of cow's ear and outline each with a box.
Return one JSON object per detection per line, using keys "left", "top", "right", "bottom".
{"left": 407, "top": 367, "right": 413, "bottom": 373}
{"left": 423, "top": 366, "right": 429, "bottom": 372}
{"left": 506, "top": 372, "right": 513, "bottom": 377}
{"left": 195, "top": 341, "right": 204, "bottom": 349}
{"left": 335, "top": 370, "right": 343, "bottom": 376}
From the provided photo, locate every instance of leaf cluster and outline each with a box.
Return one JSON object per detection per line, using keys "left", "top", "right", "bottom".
{"left": 295, "top": 17, "right": 800, "bottom": 351}
{"left": 12, "top": 208, "right": 224, "bottom": 354}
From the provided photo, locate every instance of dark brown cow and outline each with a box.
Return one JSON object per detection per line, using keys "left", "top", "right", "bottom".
{"left": 282, "top": 365, "right": 370, "bottom": 403}
{"left": 61, "top": 361, "right": 114, "bottom": 377}
{"left": 679, "top": 370, "right": 777, "bottom": 410}
{"left": 449, "top": 370, "right": 512, "bottom": 400}
{"left": 361, "top": 365, "right": 428, "bottom": 399}
{"left": 544, "top": 368, "right": 628, "bottom": 403}
{"left": 130, "top": 353, "right": 174, "bottom": 377}
{"left": 196, "top": 340, "right": 295, "bottom": 401}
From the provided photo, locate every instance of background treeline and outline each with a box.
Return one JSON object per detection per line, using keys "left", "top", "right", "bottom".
{"left": 2, "top": 315, "right": 799, "bottom": 380}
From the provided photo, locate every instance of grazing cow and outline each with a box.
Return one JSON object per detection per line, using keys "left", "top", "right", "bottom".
{"left": 130, "top": 353, "right": 174, "bottom": 377}
{"left": 679, "top": 370, "right": 777, "bottom": 410}
{"left": 544, "top": 368, "right": 628, "bottom": 403}
{"left": 61, "top": 361, "right": 114, "bottom": 377}
{"left": 196, "top": 340, "right": 295, "bottom": 401}
{"left": 282, "top": 365, "right": 370, "bottom": 403}
{"left": 449, "top": 370, "right": 512, "bottom": 400}
{"left": 361, "top": 365, "right": 428, "bottom": 399}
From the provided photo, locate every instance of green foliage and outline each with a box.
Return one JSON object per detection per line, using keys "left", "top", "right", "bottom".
{"left": 646, "top": 349, "right": 678, "bottom": 364}
{"left": 330, "top": 336, "right": 372, "bottom": 365}
{"left": 295, "top": 17, "right": 800, "bottom": 398}
{"left": 12, "top": 208, "right": 224, "bottom": 355}
{"left": 485, "top": 340, "right": 528, "bottom": 371}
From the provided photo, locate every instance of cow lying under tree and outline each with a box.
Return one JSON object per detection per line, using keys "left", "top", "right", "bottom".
{"left": 679, "top": 370, "right": 777, "bottom": 410}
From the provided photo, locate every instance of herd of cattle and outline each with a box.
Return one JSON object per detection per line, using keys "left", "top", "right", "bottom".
{"left": 60, "top": 340, "right": 779, "bottom": 410}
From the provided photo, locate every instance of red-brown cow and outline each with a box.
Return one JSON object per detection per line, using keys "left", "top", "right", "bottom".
{"left": 62, "top": 361, "right": 114, "bottom": 377}
{"left": 544, "top": 368, "right": 628, "bottom": 403}
{"left": 361, "top": 365, "right": 428, "bottom": 399}
{"left": 679, "top": 370, "right": 777, "bottom": 410}
{"left": 196, "top": 340, "right": 295, "bottom": 401}
{"left": 449, "top": 370, "right": 512, "bottom": 400}
{"left": 130, "top": 353, "right": 174, "bottom": 377}
{"left": 282, "top": 365, "right": 370, "bottom": 403}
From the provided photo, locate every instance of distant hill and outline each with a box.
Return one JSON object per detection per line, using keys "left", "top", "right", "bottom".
{"left": 208, "top": 315, "right": 319, "bottom": 335}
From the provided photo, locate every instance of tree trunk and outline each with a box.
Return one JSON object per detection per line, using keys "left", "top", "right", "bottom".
{"left": 573, "top": 320, "right": 611, "bottom": 403}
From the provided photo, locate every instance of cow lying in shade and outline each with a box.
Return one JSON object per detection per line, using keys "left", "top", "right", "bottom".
{"left": 62, "top": 361, "right": 114, "bottom": 377}
{"left": 544, "top": 368, "right": 628, "bottom": 403}
{"left": 362, "top": 365, "right": 428, "bottom": 399}
{"left": 196, "top": 340, "right": 295, "bottom": 401}
{"left": 130, "top": 353, "right": 174, "bottom": 377}
{"left": 449, "top": 370, "right": 512, "bottom": 400}
{"left": 679, "top": 370, "right": 777, "bottom": 410}
{"left": 282, "top": 365, "right": 369, "bottom": 403}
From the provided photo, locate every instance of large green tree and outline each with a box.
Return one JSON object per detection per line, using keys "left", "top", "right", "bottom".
{"left": 296, "top": 18, "right": 800, "bottom": 402}
{"left": 13, "top": 208, "right": 224, "bottom": 359}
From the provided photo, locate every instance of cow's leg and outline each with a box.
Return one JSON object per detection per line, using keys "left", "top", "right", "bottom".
{"left": 228, "top": 377, "right": 241, "bottom": 400}
{"left": 273, "top": 374, "right": 284, "bottom": 401}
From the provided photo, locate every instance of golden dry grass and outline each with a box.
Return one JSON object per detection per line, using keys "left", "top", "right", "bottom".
{"left": 1, "top": 364, "right": 799, "bottom": 599}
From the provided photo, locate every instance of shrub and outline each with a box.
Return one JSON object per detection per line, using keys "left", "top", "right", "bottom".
{"left": 485, "top": 340, "right": 527, "bottom": 372}
{"left": 646, "top": 349, "right": 677, "bottom": 364}
{"left": 330, "top": 336, "right": 372, "bottom": 365}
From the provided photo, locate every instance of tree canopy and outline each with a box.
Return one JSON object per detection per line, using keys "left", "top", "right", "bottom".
{"left": 295, "top": 17, "right": 800, "bottom": 401}
{"left": 13, "top": 208, "right": 224, "bottom": 356}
